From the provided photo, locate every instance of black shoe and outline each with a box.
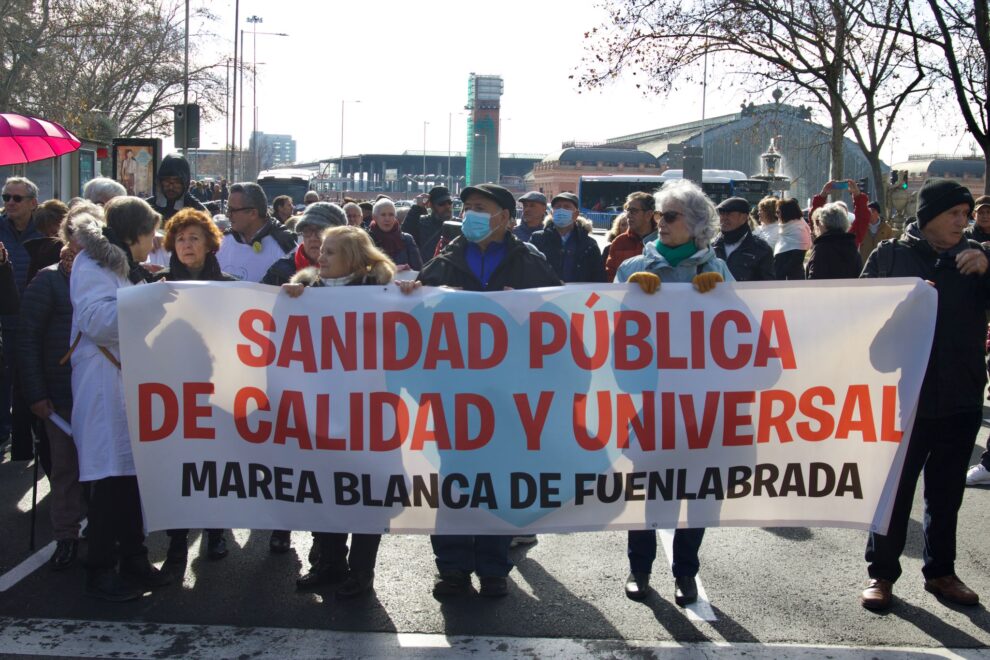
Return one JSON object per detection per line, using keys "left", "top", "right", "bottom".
{"left": 120, "top": 555, "right": 171, "bottom": 590}
{"left": 166, "top": 534, "right": 188, "bottom": 565}
{"left": 433, "top": 570, "right": 471, "bottom": 597}
{"left": 625, "top": 572, "right": 651, "bottom": 600}
{"left": 674, "top": 575, "right": 698, "bottom": 606}
{"left": 337, "top": 570, "right": 374, "bottom": 599}
{"left": 479, "top": 576, "right": 508, "bottom": 598}
{"left": 207, "top": 531, "right": 228, "bottom": 560}
{"left": 50, "top": 539, "right": 78, "bottom": 571}
{"left": 296, "top": 564, "right": 348, "bottom": 590}
{"left": 269, "top": 530, "right": 291, "bottom": 554}
{"left": 85, "top": 568, "right": 143, "bottom": 602}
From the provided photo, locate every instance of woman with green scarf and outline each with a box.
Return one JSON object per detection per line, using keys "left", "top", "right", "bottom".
{"left": 614, "top": 177, "right": 733, "bottom": 607}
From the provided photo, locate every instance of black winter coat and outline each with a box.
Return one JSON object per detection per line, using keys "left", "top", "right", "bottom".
{"left": 152, "top": 252, "right": 238, "bottom": 282}
{"left": 401, "top": 205, "right": 446, "bottom": 264}
{"left": 862, "top": 223, "right": 990, "bottom": 419}
{"left": 530, "top": 224, "right": 606, "bottom": 283}
{"left": 18, "top": 263, "right": 72, "bottom": 410}
{"left": 261, "top": 254, "right": 300, "bottom": 286}
{"left": 417, "top": 234, "right": 562, "bottom": 291}
{"left": 806, "top": 230, "right": 863, "bottom": 280}
{"left": 712, "top": 230, "right": 774, "bottom": 282}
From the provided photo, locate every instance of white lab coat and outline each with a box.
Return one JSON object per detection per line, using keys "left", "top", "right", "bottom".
{"left": 69, "top": 250, "right": 138, "bottom": 482}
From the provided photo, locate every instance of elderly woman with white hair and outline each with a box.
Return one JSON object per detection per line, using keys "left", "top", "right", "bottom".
{"left": 805, "top": 202, "right": 863, "bottom": 280}
{"left": 614, "top": 178, "right": 732, "bottom": 608}
{"left": 368, "top": 198, "right": 422, "bottom": 271}
{"left": 82, "top": 177, "right": 127, "bottom": 206}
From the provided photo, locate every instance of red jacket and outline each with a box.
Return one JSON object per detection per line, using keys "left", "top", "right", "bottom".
{"left": 605, "top": 230, "right": 653, "bottom": 282}
{"left": 811, "top": 192, "right": 870, "bottom": 247}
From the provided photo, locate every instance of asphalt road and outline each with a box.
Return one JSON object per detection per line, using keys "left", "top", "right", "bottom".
{"left": 0, "top": 417, "right": 989, "bottom": 657}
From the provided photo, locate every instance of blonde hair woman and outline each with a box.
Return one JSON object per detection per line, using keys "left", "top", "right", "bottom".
{"left": 280, "top": 224, "right": 396, "bottom": 597}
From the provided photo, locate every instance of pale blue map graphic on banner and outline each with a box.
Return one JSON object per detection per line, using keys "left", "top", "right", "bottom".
{"left": 389, "top": 289, "right": 623, "bottom": 527}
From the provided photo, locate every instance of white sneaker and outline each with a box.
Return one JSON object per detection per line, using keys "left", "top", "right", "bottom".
{"left": 965, "top": 464, "right": 990, "bottom": 486}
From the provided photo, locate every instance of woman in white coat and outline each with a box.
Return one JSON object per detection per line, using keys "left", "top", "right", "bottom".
{"left": 69, "top": 197, "right": 169, "bottom": 602}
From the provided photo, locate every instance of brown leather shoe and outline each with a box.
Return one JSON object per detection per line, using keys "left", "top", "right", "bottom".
{"left": 925, "top": 575, "right": 979, "bottom": 606}
{"left": 861, "top": 578, "right": 893, "bottom": 610}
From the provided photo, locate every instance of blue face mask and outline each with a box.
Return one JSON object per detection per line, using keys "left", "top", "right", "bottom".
{"left": 552, "top": 207, "right": 574, "bottom": 228}
{"left": 462, "top": 210, "right": 494, "bottom": 243}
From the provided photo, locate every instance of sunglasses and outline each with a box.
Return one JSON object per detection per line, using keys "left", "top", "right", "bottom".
{"left": 433, "top": 200, "right": 453, "bottom": 206}
{"left": 2, "top": 193, "right": 33, "bottom": 203}
{"left": 659, "top": 211, "right": 684, "bottom": 223}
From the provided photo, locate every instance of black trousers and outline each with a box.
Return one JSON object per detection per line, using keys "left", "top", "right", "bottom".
{"left": 866, "top": 409, "right": 981, "bottom": 582}
{"left": 86, "top": 476, "right": 146, "bottom": 570}
{"left": 312, "top": 532, "right": 381, "bottom": 573}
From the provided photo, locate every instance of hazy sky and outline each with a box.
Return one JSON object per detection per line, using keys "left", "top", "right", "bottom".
{"left": 177, "top": 0, "right": 976, "bottom": 168}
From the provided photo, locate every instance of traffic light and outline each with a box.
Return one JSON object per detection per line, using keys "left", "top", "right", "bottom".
{"left": 889, "top": 170, "right": 898, "bottom": 186}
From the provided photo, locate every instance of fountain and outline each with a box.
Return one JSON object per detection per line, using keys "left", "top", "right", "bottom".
{"left": 751, "top": 136, "right": 791, "bottom": 195}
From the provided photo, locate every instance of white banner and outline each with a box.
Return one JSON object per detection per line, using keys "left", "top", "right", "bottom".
{"left": 118, "top": 279, "right": 936, "bottom": 535}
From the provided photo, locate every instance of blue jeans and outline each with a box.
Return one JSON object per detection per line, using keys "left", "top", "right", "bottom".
{"left": 627, "top": 528, "right": 705, "bottom": 578}
{"left": 431, "top": 535, "right": 513, "bottom": 578}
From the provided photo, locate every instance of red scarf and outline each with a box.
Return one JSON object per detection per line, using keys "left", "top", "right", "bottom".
{"left": 294, "top": 243, "right": 315, "bottom": 272}
{"left": 369, "top": 220, "right": 405, "bottom": 260}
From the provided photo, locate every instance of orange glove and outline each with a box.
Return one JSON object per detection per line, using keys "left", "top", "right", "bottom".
{"left": 628, "top": 271, "right": 661, "bottom": 294}
{"left": 692, "top": 271, "right": 724, "bottom": 293}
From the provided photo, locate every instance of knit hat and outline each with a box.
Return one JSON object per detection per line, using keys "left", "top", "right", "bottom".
{"left": 296, "top": 202, "right": 345, "bottom": 232}
{"left": 777, "top": 198, "right": 803, "bottom": 222}
{"left": 916, "top": 178, "right": 974, "bottom": 227}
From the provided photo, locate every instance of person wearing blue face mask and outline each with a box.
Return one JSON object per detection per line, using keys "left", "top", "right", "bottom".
{"left": 396, "top": 183, "right": 560, "bottom": 599}
{"left": 405, "top": 184, "right": 562, "bottom": 294}
{"left": 530, "top": 192, "right": 606, "bottom": 283}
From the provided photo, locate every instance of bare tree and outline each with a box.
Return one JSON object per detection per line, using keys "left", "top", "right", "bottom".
{"left": 577, "top": 0, "right": 925, "bottom": 199}
{"left": 1, "top": 0, "right": 225, "bottom": 140}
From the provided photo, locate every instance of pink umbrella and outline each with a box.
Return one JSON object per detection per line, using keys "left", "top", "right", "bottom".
{"left": 0, "top": 112, "right": 82, "bottom": 166}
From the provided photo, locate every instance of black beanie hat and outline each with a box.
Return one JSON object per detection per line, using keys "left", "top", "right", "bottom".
{"left": 916, "top": 178, "right": 974, "bottom": 227}
{"left": 778, "top": 198, "right": 803, "bottom": 222}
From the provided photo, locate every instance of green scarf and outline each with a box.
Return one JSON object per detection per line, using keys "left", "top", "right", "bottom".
{"left": 654, "top": 240, "right": 698, "bottom": 267}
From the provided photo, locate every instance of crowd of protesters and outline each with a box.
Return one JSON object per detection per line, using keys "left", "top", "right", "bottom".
{"left": 1, "top": 152, "right": 989, "bottom": 612}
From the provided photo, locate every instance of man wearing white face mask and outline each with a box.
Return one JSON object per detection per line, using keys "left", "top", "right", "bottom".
{"left": 530, "top": 192, "right": 606, "bottom": 283}
{"left": 400, "top": 183, "right": 560, "bottom": 599}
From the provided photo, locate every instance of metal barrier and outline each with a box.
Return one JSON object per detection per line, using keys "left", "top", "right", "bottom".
{"left": 584, "top": 210, "right": 619, "bottom": 231}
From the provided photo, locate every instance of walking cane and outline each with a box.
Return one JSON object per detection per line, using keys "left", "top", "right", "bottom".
{"left": 30, "top": 434, "right": 39, "bottom": 551}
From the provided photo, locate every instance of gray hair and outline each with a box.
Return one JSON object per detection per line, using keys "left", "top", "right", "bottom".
{"left": 342, "top": 202, "right": 360, "bottom": 214}
{"left": 813, "top": 202, "right": 850, "bottom": 233}
{"left": 60, "top": 200, "right": 102, "bottom": 244}
{"left": 230, "top": 182, "right": 268, "bottom": 217}
{"left": 372, "top": 198, "right": 395, "bottom": 216}
{"left": 3, "top": 176, "right": 38, "bottom": 198}
{"left": 82, "top": 177, "right": 126, "bottom": 204}
{"left": 655, "top": 179, "right": 718, "bottom": 248}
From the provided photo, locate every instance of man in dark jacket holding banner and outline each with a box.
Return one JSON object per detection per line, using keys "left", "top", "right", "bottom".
{"left": 400, "top": 183, "right": 560, "bottom": 598}
{"left": 859, "top": 178, "right": 987, "bottom": 611}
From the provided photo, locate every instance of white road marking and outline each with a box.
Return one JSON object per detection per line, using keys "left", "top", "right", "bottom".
{"left": 658, "top": 528, "right": 717, "bottom": 621}
{"left": 0, "top": 541, "right": 55, "bottom": 592}
{"left": 0, "top": 616, "right": 983, "bottom": 659}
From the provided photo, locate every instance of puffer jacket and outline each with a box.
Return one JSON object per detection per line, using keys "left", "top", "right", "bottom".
{"left": 530, "top": 220, "right": 606, "bottom": 283}
{"left": 18, "top": 262, "right": 72, "bottom": 410}
{"left": 615, "top": 240, "right": 735, "bottom": 284}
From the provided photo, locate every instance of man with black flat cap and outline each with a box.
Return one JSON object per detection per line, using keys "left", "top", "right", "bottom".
{"left": 397, "top": 183, "right": 560, "bottom": 599}
{"left": 859, "top": 178, "right": 987, "bottom": 612}
{"left": 402, "top": 185, "right": 454, "bottom": 264}
{"left": 711, "top": 196, "right": 773, "bottom": 282}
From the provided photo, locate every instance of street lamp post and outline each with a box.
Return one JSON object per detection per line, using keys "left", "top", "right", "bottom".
{"left": 340, "top": 99, "right": 360, "bottom": 195}
{"left": 474, "top": 133, "right": 488, "bottom": 183}
{"left": 422, "top": 121, "right": 429, "bottom": 188}
{"left": 247, "top": 15, "right": 262, "bottom": 176}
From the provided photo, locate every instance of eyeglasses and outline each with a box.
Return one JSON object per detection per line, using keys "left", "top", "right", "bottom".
{"left": 227, "top": 206, "right": 254, "bottom": 215}
{"left": 625, "top": 206, "right": 651, "bottom": 215}
{"left": 2, "top": 193, "right": 34, "bottom": 203}
{"left": 659, "top": 211, "right": 684, "bottom": 223}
